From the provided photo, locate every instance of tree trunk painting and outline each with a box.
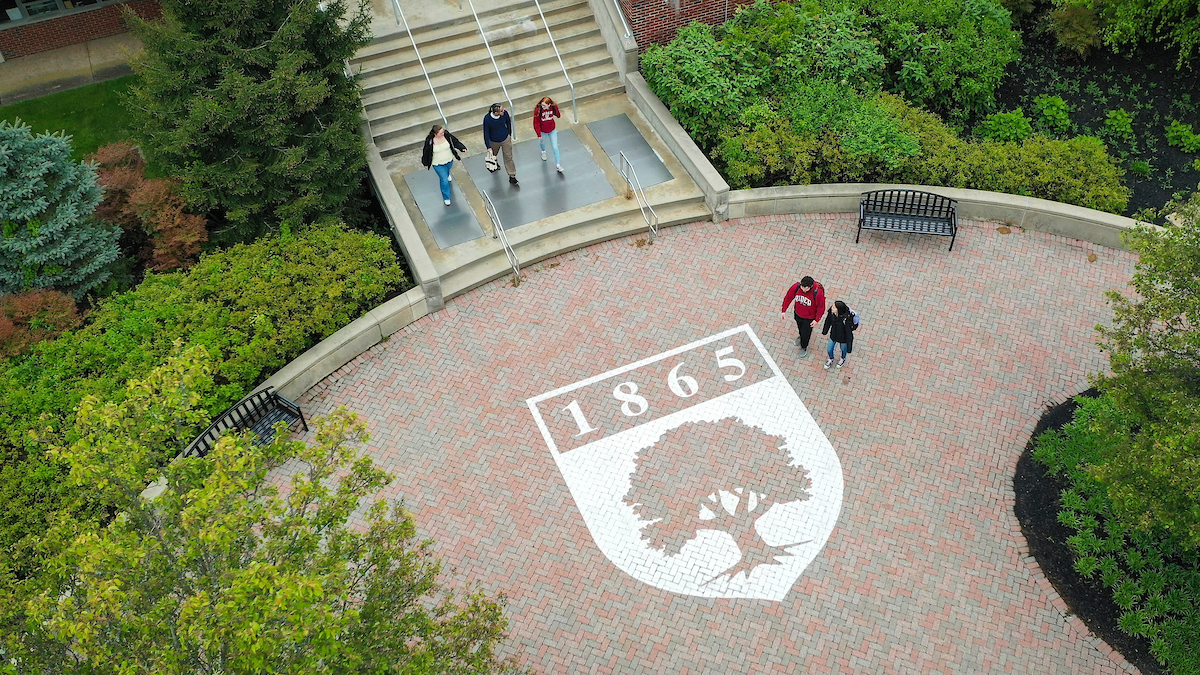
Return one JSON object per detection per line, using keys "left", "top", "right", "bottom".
{"left": 624, "top": 418, "right": 813, "bottom": 582}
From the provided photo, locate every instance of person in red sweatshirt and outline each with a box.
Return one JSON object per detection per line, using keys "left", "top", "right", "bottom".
{"left": 533, "top": 96, "right": 563, "bottom": 173}
{"left": 781, "top": 275, "right": 825, "bottom": 357}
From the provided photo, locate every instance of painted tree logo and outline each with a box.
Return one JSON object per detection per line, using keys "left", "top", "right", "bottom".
{"left": 624, "top": 417, "right": 813, "bottom": 582}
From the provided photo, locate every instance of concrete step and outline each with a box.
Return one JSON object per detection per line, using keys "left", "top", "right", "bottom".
{"left": 355, "top": 0, "right": 586, "bottom": 62}
{"left": 355, "top": 0, "right": 591, "bottom": 81}
{"left": 439, "top": 196, "right": 712, "bottom": 300}
{"left": 373, "top": 70, "right": 623, "bottom": 156}
{"left": 364, "top": 43, "right": 613, "bottom": 124}
{"left": 357, "top": 15, "right": 601, "bottom": 97}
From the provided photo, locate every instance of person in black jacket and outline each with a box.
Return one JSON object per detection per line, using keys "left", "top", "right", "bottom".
{"left": 821, "top": 300, "right": 859, "bottom": 369}
{"left": 421, "top": 125, "right": 467, "bottom": 206}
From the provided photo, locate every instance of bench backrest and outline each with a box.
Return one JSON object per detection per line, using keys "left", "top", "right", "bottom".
{"left": 861, "top": 190, "right": 956, "bottom": 219}
{"left": 181, "top": 387, "right": 290, "bottom": 459}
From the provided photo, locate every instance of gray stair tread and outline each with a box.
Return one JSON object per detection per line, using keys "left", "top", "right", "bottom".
{"left": 587, "top": 113, "right": 673, "bottom": 189}
{"left": 403, "top": 168, "right": 487, "bottom": 249}
{"left": 461, "top": 130, "right": 617, "bottom": 231}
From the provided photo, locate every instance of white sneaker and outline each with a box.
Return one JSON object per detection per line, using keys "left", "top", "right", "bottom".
{"left": 836, "top": 358, "right": 845, "bottom": 368}
{"left": 823, "top": 359, "right": 833, "bottom": 370}
{"left": 443, "top": 199, "right": 451, "bottom": 206}
{"left": 541, "top": 150, "right": 547, "bottom": 161}
{"left": 556, "top": 163, "right": 563, "bottom": 173}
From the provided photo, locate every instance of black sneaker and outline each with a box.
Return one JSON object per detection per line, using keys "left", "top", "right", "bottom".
{"left": 509, "top": 175, "right": 519, "bottom": 185}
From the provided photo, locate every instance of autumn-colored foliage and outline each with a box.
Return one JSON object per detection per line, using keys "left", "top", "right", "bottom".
{"left": 90, "top": 142, "right": 207, "bottom": 271}
{"left": 0, "top": 290, "right": 80, "bottom": 358}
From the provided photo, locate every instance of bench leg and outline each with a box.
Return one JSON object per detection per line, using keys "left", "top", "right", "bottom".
{"left": 949, "top": 231, "right": 956, "bottom": 251}
{"left": 856, "top": 222, "right": 862, "bottom": 244}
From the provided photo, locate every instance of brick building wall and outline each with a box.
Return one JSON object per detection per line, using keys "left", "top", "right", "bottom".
{"left": 618, "top": 0, "right": 756, "bottom": 49}
{"left": 0, "top": 0, "right": 161, "bottom": 60}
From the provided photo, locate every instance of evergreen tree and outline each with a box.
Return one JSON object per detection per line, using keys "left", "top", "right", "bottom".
{"left": 126, "top": 0, "right": 373, "bottom": 241}
{"left": 0, "top": 121, "right": 121, "bottom": 300}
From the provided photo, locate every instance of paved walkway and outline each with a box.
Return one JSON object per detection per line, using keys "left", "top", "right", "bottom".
{"left": 299, "top": 214, "right": 1138, "bottom": 674}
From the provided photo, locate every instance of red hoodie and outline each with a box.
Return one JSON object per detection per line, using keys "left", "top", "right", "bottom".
{"left": 533, "top": 103, "right": 560, "bottom": 137}
{"left": 781, "top": 281, "right": 825, "bottom": 321}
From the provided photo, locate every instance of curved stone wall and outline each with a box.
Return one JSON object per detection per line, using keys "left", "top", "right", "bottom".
{"left": 727, "top": 184, "right": 1145, "bottom": 251}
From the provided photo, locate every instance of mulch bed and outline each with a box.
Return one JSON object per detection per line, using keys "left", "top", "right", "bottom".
{"left": 1013, "top": 389, "right": 1165, "bottom": 674}
{"left": 994, "top": 9, "right": 1200, "bottom": 219}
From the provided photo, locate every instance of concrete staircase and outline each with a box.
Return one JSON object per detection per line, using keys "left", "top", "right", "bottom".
{"left": 354, "top": 0, "right": 623, "bottom": 157}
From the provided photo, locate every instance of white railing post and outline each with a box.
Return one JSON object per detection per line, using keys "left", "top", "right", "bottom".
{"left": 619, "top": 151, "right": 659, "bottom": 242}
{"left": 391, "top": 0, "right": 449, "bottom": 129}
{"left": 464, "top": 0, "right": 518, "bottom": 140}
{"left": 481, "top": 190, "right": 522, "bottom": 283}
{"left": 531, "top": 0, "right": 579, "bottom": 123}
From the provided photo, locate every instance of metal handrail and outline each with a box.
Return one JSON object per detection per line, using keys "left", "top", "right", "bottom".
{"left": 464, "top": 0, "right": 517, "bottom": 141}
{"left": 391, "top": 0, "right": 449, "bottom": 128}
{"left": 481, "top": 189, "right": 522, "bottom": 283}
{"left": 610, "top": 0, "right": 633, "bottom": 39}
{"left": 619, "top": 151, "right": 659, "bottom": 242}
{"left": 530, "top": 0, "right": 578, "bottom": 123}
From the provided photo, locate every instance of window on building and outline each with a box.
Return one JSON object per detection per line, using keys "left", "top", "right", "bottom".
{"left": 2, "top": 0, "right": 112, "bottom": 24}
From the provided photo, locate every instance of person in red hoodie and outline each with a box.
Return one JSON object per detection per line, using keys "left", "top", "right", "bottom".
{"left": 781, "top": 275, "right": 825, "bottom": 357}
{"left": 533, "top": 96, "right": 563, "bottom": 173}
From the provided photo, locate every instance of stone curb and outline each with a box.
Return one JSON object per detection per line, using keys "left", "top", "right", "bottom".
{"left": 624, "top": 72, "right": 730, "bottom": 221}
{"left": 728, "top": 184, "right": 1148, "bottom": 251}
{"left": 1006, "top": 414, "right": 1140, "bottom": 673}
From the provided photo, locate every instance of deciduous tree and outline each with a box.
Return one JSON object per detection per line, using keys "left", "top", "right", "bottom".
{"left": 1095, "top": 192, "right": 1200, "bottom": 548}
{"left": 10, "top": 346, "right": 520, "bottom": 674}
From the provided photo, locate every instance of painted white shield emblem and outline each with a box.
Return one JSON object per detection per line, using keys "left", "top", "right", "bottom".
{"left": 527, "top": 325, "right": 843, "bottom": 600}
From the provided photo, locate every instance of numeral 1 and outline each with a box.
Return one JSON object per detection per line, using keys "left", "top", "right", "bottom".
{"left": 562, "top": 400, "right": 597, "bottom": 437}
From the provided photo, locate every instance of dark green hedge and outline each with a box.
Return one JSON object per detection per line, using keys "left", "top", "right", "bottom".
{"left": 0, "top": 223, "right": 407, "bottom": 580}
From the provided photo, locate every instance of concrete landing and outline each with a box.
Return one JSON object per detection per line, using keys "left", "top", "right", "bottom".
{"left": 461, "top": 129, "right": 617, "bottom": 231}
{"left": 587, "top": 113, "right": 672, "bottom": 188}
{"left": 403, "top": 166, "right": 486, "bottom": 248}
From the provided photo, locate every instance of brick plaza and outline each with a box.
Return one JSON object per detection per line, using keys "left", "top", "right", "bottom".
{"left": 299, "top": 214, "right": 1138, "bottom": 673}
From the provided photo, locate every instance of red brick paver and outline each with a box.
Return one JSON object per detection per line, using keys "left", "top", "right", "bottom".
{"left": 300, "top": 214, "right": 1138, "bottom": 674}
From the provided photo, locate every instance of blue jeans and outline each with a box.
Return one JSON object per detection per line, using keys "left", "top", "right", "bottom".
{"left": 433, "top": 161, "right": 453, "bottom": 201}
{"left": 539, "top": 129, "right": 560, "bottom": 164}
{"left": 827, "top": 339, "right": 847, "bottom": 360}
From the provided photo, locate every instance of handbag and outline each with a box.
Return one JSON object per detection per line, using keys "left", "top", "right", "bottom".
{"left": 484, "top": 150, "right": 499, "bottom": 173}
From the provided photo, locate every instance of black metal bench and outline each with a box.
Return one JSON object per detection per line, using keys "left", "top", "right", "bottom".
{"left": 857, "top": 189, "right": 958, "bottom": 251}
{"left": 180, "top": 386, "right": 307, "bottom": 459}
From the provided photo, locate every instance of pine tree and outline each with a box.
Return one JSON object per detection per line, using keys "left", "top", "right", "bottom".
{"left": 0, "top": 121, "right": 120, "bottom": 300}
{"left": 126, "top": 0, "right": 373, "bottom": 241}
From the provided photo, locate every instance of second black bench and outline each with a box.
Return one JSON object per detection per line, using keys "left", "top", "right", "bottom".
{"left": 857, "top": 189, "right": 958, "bottom": 251}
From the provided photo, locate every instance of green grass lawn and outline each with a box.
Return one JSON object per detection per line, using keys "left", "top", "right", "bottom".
{"left": 0, "top": 76, "right": 137, "bottom": 159}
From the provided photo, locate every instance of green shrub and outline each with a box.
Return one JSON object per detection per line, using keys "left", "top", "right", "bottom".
{"left": 716, "top": 0, "right": 885, "bottom": 93}
{"left": 1032, "top": 94, "right": 1073, "bottom": 135}
{"left": 0, "top": 223, "right": 406, "bottom": 581}
{"left": 640, "top": 23, "right": 751, "bottom": 148}
{"left": 1166, "top": 120, "right": 1200, "bottom": 152}
{"left": 880, "top": 95, "right": 1130, "bottom": 212}
{"left": 975, "top": 108, "right": 1033, "bottom": 142}
{"left": 1047, "top": 4, "right": 1102, "bottom": 56}
{"left": 1129, "top": 160, "right": 1151, "bottom": 178}
{"left": 1033, "top": 395, "right": 1200, "bottom": 674}
{"left": 1104, "top": 109, "right": 1136, "bottom": 144}
{"left": 854, "top": 0, "right": 1022, "bottom": 119}
{"left": 1071, "top": 0, "right": 1200, "bottom": 67}
{"left": 715, "top": 86, "right": 919, "bottom": 188}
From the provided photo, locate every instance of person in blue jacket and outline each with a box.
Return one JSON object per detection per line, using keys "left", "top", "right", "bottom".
{"left": 482, "top": 103, "right": 519, "bottom": 185}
